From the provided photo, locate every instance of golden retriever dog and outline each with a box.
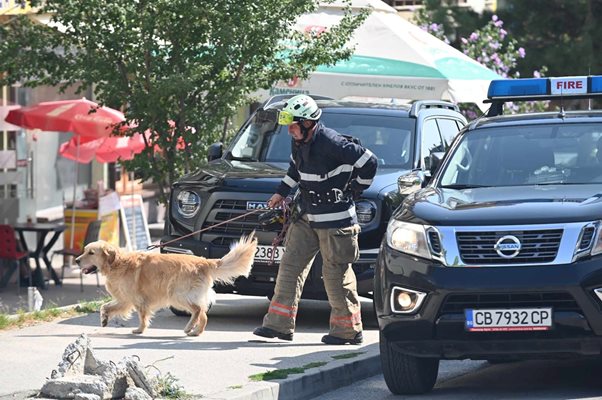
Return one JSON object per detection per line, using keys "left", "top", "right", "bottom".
{"left": 75, "top": 232, "right": 257, "bottom": 336}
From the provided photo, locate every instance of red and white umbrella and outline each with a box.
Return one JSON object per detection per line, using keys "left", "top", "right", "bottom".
{"left": 58, "top": 122, "right": 188, "bottom": 164}
{"left": 59, "top": 134, "right": 146, "bottom": 164}
{"left": 5, "top": 98, "right": 124, "bottom": 138}
{"left": 4, "top": 98, "right": 125, "bottom": 250}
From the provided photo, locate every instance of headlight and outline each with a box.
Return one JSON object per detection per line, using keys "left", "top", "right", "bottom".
{"left": 356, "top": 200, "right": 377, "bottom": 225}
{"left": 386, "top": 220, "right": 432, "bottom": 259}
{"left": 176, "top": 190, "right": 201, "bottom": 218}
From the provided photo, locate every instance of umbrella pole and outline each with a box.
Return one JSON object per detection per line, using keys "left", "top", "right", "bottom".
{"left": 69, "top": 135, "right": 80, "bottom": 250}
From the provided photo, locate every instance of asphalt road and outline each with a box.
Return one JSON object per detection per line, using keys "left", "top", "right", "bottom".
{"left": 313, "top": 358, "right": 602, "bottom": 399}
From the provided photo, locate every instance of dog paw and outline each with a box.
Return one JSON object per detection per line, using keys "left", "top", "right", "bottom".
{"left": 100, "top": 315, "right": 108, "bottom": 327}
{"left": 132, "top": 328, "right": 144, "bottom": 334}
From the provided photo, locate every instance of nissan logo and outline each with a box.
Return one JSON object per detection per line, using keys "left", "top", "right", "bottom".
{"left": 494, "top": 235, "right": 522, "bottom": 258}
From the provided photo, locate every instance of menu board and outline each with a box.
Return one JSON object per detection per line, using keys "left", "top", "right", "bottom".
{"left": 120, "top": 194, "right": 151, "bottom": 251}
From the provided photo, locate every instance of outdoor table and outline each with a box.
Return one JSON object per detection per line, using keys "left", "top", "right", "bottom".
{"left": 12, "top": 222, "right": 66, "bottom": 290}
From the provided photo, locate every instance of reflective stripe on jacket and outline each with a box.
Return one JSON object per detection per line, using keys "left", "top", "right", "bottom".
{"left": 276, "top": 123, "right": 378, "bottom": 228}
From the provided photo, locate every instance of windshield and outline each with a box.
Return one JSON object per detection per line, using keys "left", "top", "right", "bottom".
{"left": 439, "top": 123, "right": 602, "bottom": 187}
{"left": 228, "top": 109, "right": 414, "bottom": 169}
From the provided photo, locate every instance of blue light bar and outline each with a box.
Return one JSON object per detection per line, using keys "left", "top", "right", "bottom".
{"left": 487, "top": 78, "right": 548, "bottom": 98}
{"left": 488, "top": 75, "right": 602, "bottom": 100}
{"left": 590, "top": 76, "right": 602, "bottom": 93}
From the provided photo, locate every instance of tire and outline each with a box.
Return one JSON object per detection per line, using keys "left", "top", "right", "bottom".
{"left": 169, "top": 306, "right": 191, "bottom": 317}
{"left": 379, "top": 331, "right": 439, "bottom": 394}
{"left": 169, "top": 303, "right": 212, "bottom": 317}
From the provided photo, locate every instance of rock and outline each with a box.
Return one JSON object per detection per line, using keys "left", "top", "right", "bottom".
{"left": 40, "top": 375, "right": 106, "bottom": 399}
{"left": 74, "top": 393, "right": 102, "bottom": 400}
{"left": 51, "top": 334, "right": 91, "bottom": 379}
{"left": 124, "top": 357, "right": 156, "bottom": 398}
{"left": 124, "top": 387, "right": 153, "bottom": 400}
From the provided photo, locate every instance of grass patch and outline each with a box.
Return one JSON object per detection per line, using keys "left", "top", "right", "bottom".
{"left": 303, "top": 361, "right": 328, "bottom": 369}
{"left": 249, "top": 361, "right": 329, "bottom": 382}
{"left": 0, "top": 314, "right": 10, "bottom": 329}
{"left": 0, "top": 296, "right": 110, "bottom": 331}
{"left": 331, "top": 352, "right": 364, "bottom": 360}
{"left": 154, "top": 372, "right": 191, "bottom": 399}
{"left": 228, "top": 384, "right": 243, "bottom": 389}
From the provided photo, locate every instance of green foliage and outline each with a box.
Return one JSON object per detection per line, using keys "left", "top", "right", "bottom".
{"left": 414, "top": 3, "right": 549, "bottom": 118}
{"left": 498, "top": 0, "right": 602, "bottom": 78}
{"left": 0, "top": 0, "right": 369, "bottom": 203}
{"left": 331, "top": 352, "right": 363, "bottom": 360}
{"left": 248, "top": 361, "right": 329, "bottom": 381}
{"left": 154, "top": 372, "right": 190, "bottom": 399}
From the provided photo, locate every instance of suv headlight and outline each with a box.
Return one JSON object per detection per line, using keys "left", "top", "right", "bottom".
{"left": 386, "top": 220, "right": 432, "bottom": 259}
{"left": 176, "top": 190, "right": 201, "bottom": 218}
{"left": 356, "top": 200, "right": 377, "bottom": 225}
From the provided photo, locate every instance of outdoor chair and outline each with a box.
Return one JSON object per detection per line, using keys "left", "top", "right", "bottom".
{"left": 0, "top": 224, "right": 32, "bottom": 294}
{"left": 52, "top": 220, "right": 102, "bottom": 292}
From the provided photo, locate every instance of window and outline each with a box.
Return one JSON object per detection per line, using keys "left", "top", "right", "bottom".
{"left": 437, "top": 118, "right": 463, "bottom": 146}
{"left": 420, "top": 119, "right": 444, "bottom": 167}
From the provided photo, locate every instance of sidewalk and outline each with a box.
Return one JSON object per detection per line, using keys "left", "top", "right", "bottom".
{"left": 0, "top": 268, "right": 109, "bottom": 315}
{"left": 0, "top": 292, "right": 381, "bottom": 400}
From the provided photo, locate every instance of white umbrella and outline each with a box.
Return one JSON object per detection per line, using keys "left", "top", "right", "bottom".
{"left": 266, "top": 0, "right": 501, "bottom": 110}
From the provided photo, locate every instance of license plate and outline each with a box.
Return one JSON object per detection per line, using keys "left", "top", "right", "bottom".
{"left": 254, "top": 245, "right": 285, "bottom": 263}
{"left": 465, "top": 308, "right": 553, "bottom": 332}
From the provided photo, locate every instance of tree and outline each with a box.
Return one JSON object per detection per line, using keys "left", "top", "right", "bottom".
{"left": 415, "top": 6, "right": 548, "bottom": 118}
{"left": 498, "top": 0, "right": 602, "bottom": 78}
{"left": 0, "top": 0, "right": 368, "bottom": 203}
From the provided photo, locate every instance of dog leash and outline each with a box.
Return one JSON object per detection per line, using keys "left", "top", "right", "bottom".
{"left": 146, "top": 209, "right": 264, "bottom": 251}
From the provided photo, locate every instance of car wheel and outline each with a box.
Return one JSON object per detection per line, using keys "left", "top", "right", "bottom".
{"left": 169, "top": 303, "right": 212, "bottom": 317}
{"left": 379, "top": 331, "right": 439, "bottom": 394}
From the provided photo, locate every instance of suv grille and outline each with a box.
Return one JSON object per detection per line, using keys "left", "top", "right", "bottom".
{"left": 456, "top": 229, "right": 562, "bottom": 264}
{"left": 439, "top": 292, "right": 580, "bottom": 315}
{"left": 202, "top": 199, "right": 267, "bottom": 246}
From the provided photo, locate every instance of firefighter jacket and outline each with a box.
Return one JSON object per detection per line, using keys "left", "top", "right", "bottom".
{"left": 275, "top": 123, "right": 378, "bottom": 228}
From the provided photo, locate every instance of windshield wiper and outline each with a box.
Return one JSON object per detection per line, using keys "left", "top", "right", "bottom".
{"left": 440, "top": 184, "right": 490, "bottom": 189}
{"left": 228, "top": 155, "right": 258, "bottom": 162}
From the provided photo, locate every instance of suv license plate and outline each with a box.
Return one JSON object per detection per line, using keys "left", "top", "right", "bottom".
{"left": 465, "top": 308, "right": 553, "bottom": 332}
{"left": 254, "top": 245, "right": 285, "bottom": 264}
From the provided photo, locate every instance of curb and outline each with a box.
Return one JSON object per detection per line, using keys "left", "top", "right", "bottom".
{"left": 5, "top": 303, "right": 84, "bottom": 322}
{"left": 204, "top": 348, "right": 381, "bottom": 400}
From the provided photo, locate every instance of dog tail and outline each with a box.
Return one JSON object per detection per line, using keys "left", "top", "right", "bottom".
{"left": 212, "top": 231, "right": 257, "bottom": 285}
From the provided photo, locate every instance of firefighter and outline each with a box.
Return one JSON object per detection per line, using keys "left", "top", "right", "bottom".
{"left": 253, "top": 95, "right": 377, "bottom": 344}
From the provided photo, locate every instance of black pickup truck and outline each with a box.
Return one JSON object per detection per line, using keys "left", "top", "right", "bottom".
{"left": 375, "top": 75, "right": 602, "bottom": 394}
{"left": 161, "top": 95, "right": 466, "bottom": 300}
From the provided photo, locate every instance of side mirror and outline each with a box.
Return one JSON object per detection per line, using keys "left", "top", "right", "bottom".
{"left": 207, "top": 143, "right": 223, "bottom": 162}
{"left": 397, "top": 170, "right": 426, "bottom": 195}
{"left": 427, "top": 152, "right": 445, "bottom": 175}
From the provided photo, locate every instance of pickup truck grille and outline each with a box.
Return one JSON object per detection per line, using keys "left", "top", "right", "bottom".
{"left": 201, "top": 199, "right": 267, "bottom": 246}
{"left": 439, "top": 292, "right": 580, "bottom": 314}
{"left": 456, "top": 229, "right": 562, "bottom": 264}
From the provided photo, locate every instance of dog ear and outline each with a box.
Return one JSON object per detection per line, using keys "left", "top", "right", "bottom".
{"left": 103, "top": 246, "right": 116, "bottom": 265}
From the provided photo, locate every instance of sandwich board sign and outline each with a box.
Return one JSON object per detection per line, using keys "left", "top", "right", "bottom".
{"left": 120, "top": 194, "right": 151, "bottom": 251}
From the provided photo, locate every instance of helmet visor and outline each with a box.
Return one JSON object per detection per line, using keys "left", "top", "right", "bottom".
{"left": 277, "top": 110, "right": 295, "bottom": 126}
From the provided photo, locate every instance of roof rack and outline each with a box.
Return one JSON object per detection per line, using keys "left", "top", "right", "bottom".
{"left": 261, "top": 94, "right": 334, "bottom": 108}
{"left": 485, "top": 75, "right": 602, "bottom": 117}
{"left": 409, "top": 100, "right": 459, "bottom": 117}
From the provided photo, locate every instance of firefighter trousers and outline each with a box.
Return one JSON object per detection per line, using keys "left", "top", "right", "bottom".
{"left": 261, "top": 216, "right": 362, "bottom": 339}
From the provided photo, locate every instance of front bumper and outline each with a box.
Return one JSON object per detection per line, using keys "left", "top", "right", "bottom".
{"left": 375, "top": 243, "right": 602, "bottom": 359}
{"left": 160, "top": 235, "right": 376, "bottom": 298}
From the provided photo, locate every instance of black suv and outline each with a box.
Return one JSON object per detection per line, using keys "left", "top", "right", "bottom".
{"left": 375, "top": 76, "right": 602, "bottom": 394}
{"left": 161, "top": 95, "right": 466, "bottom": 300}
